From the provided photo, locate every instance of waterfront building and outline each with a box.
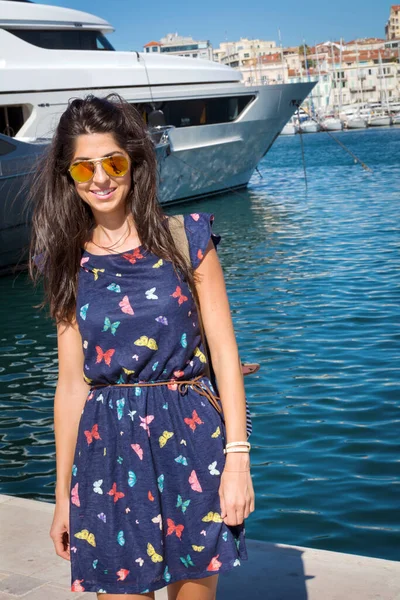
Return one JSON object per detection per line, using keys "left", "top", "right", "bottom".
{"left": 241, "top": 52, "right": 288, "bottom": 86}
{"left": 385, "top": 5, "right": 400, "bottom": 41}
{"left": 345, "top": 37, "right": 386, "bottom": 52}
{"left": 213, "top": 38, "right": 277, "bottom": 69}
{"left": 143, "top": 33, "right": 213, "bottom": 60}
{"left": 283, "top": 47, "right": 303, "bottom": 72}
{"left": 283, "top": 39, "right": 399, "bottom": 113}
{"left": 291, "top": 40, "right": 396, "bottom": 107}
{"left": 212, "top": 25, "right": 399, "bottom": 111}
{"left": 326, "top": 46, "right": 398, "bottom": 106}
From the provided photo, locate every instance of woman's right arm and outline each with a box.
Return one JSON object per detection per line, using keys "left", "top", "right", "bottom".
{"left": 54, "top": 316, "right": 90, "bottom": 501}
{"left": 50, "top": 316, "right": 90, "bottom": 561}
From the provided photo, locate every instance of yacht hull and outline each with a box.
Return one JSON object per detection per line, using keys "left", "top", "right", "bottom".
{"left": 320, "top": 119, "right": 342, "bottom": 131}
{"left": 368, "top": 116, "right": 392, "bottom": 127}
{"left": 298, "top": 120, "right": 320, "bottom": 133}
{"left": 346, "top": 117, "right": 367, "bottom": 129}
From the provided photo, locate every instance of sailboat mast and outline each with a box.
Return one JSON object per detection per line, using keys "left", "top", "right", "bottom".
{"left": 315, "top": 42, "right": 323, "bottom": 113}
{"left": 379, "top": 51, "right": 390, "bottom": 112}
{"left": 355, "top": 41, "right": 364, "bottom": 109}
{"left": 330, "top": 42, "right": 336, "bottom": 114}
{"left": 377, "top": 50, "right": 385, "bottom": 113}
{"left": 303, "top": 39, "right": 314, "bottom": 115}
{"left": 339, "top": 37, "right": 343, "bottom": 112}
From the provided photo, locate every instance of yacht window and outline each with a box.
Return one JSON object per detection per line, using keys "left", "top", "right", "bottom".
{"left": 134, "top": 95, "right": 255, "bottom": 128}
{"left": 0, "top": 105, "right": 25, "bottom": 138}
{"left": 5, "top": 29, "right": 115, "bottom": 51}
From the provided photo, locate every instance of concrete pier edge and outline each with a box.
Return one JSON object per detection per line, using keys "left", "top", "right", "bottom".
{"left": 0, "top": 493, "right": 399, "bottom": 599}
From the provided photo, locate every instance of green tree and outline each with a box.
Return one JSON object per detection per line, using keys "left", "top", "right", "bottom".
{"left": 298, "top": 44, "right": 310, "bottom": 56}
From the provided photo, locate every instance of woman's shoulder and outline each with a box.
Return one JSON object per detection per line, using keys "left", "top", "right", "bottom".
{"left": 182, "top": 212, "right": 222, "bottom": 270}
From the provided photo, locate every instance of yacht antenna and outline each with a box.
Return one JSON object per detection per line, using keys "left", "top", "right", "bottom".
{"left": 137, "top": 52, "right": 156, "bottom": 110}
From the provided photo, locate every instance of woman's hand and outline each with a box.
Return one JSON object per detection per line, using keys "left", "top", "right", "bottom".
{"left": 49, "top": 495, "right": 71, "bottom": 561}
{"left": 219, "top": 453, "right": 255, "bottom": 526}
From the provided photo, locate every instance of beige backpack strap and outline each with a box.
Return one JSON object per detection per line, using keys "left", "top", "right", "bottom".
{"left": 167, "top": 214, "right": 190, "bottom": 267}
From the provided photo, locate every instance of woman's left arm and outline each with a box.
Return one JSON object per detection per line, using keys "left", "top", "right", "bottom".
{"left": 194, "top": 237, "right": 255, "bottom": 526}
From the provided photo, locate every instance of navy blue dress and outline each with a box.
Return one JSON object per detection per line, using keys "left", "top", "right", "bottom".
{"left": 68, "top": 212, "right": 248, "bottom": 594}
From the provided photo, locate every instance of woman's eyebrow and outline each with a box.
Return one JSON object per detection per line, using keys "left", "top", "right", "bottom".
{"left": 72, "top": 151, "right": 123, "bottom": 161}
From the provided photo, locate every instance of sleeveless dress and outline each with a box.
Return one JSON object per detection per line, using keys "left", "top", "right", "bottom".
{"left": 68, "top": 212, "right": 248, "bottom": 595}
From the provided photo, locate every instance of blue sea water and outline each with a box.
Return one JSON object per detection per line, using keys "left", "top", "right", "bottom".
{"left": 0, "top": 127, "right": 399, "bottom": 561}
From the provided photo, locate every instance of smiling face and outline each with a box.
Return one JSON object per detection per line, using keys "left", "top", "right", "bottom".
{"left": 70, "top": 132, "right": 132, "bottom": 219}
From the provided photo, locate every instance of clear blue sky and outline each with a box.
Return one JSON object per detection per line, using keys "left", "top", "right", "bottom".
{"left": 43, "top": 0, "right": 391, "bottom": 51}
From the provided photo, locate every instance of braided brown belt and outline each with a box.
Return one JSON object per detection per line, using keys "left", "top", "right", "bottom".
{"left": 90, "top": 373, "right": 223, "bottom": 415}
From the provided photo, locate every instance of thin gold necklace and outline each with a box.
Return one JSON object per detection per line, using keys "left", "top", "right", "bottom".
{"left": 90, "top": 223, "right": 131, "bottom": 253}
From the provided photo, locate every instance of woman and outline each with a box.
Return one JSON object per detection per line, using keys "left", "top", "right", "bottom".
{"left": 28, "top": 93, "right": 255, "bottom": 599}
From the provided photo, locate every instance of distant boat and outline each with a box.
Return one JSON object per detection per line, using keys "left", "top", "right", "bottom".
{"left": 298, "top": 119, "right": 320, "bottom": 133}
{"left": 392, "top": 112, "right": 400, "bottom": 125}
{"left": 320, "top": 116, "right": 342, "bottom": 131}
{"left": 346, "top": 114, "right": 367, "bottom": 129}
{"left": 368, "top": 114, "right": 392, "bottom": 127}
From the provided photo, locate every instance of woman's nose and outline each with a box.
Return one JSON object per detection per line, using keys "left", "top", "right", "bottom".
{"left": 92, "top": 162, "right": 109, "bottom": 184}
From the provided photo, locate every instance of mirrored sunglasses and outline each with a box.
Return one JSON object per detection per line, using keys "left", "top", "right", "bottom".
{"left": 68, "top": 155, "right": 130, "bottom": 183}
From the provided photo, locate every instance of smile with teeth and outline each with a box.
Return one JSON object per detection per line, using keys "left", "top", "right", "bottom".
{"left": 91, "top": 188, "right": 117, "bottom": 198}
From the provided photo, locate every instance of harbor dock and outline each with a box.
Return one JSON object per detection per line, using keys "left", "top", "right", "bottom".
{"left": 0, "top": 494, "right": 398, "bottom": 599}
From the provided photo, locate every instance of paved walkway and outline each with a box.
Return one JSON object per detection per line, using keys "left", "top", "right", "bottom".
{"left": 0, "top": 494, "right": 399, "bottom": 599}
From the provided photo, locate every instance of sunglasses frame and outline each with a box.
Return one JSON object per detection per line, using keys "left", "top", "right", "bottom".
{"left": 68, "top": 153, "right": 131, "bottom": 183}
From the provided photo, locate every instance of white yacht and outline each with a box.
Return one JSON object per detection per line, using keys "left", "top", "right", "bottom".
{"left": 297, "top": 119, "right": 320, "bottom": 134}
{"left": 368, "top": 113, "right": 392, "bottom": 127}
{"left": 0, "top": 0, "right": 314, "bottom": 270}
{"left": 319, "top": 115, "right": 342, "bottom": 131}
{"left": 345, "top": 114, "right": 367, "bottom": 129}
{"left": 392, "top": 112, "right": 400, "bottom": 125}
{"left": 340, "top": 104, "right": 370, "bottom": 127}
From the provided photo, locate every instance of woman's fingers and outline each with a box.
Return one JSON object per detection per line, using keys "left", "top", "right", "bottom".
{"left": 49, "top": 501, "right": 71, "bottom": 562}
{"left": 235, "top": 508, "right": 245, "bottom": 525}
{"left": 50, "top": 527, "right": 70, "bottom": 561}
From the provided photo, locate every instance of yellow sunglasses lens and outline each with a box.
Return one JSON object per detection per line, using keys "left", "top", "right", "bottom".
{"left": 102, "top": 155, "right": 129, "bottom": 178}
{"left": 69, "top": 155, "right": 129, "bottom": 183}
{"left": 69, "top": 161, "right": 94, "bottom": 183}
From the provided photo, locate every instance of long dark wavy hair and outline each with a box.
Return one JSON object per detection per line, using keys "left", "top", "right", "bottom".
{"left": 27, "top": 93, "right": 197, "bottom": 325}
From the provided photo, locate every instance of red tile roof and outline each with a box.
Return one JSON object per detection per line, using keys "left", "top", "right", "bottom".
{"left": 144, "top": 41, "right": 162, "bottom": 47}
{"left": 327, "top": 48, "right": 398, "bottom": 63}
{"left": 259, "top": 52, "right": 283, "bottom": 63}
{"left": 345, "top": 37, "right": 385, "bottom": 45}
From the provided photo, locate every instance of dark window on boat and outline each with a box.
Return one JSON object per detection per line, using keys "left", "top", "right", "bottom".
{"left": 0, "top": 105, "right": 25, "bottom": 137}
{"left": 5, "top": 28, "right": 115, "bottom": 51}
{"left": 134, "top": 95, "right": 255, "bottom": 128}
